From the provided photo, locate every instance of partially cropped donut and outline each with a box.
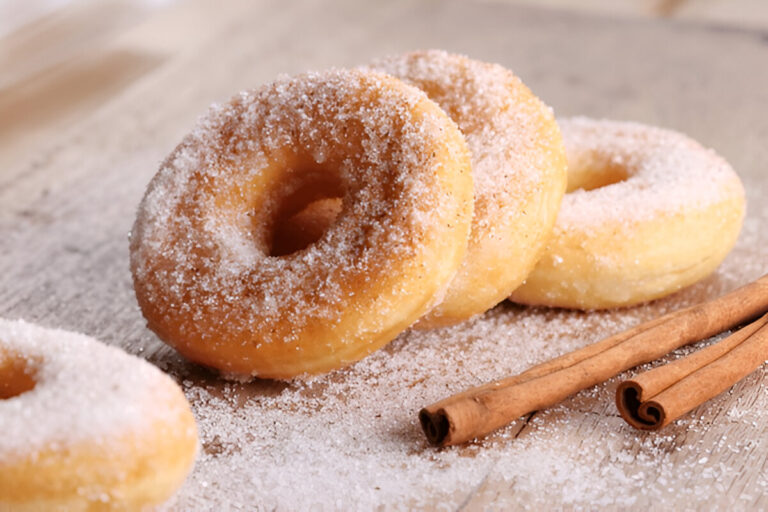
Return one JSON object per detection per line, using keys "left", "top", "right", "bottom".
{"left": 368, "top": 50, "right": 567, "bottom": 328}
{"left": 130, "top": 69, "right": 474, "bottom": 378}
{"left": 0, "top": 319, "right": 197, "bottom": 511}
{"left": 510, "top": 117, "right": 746, "bottom": 309}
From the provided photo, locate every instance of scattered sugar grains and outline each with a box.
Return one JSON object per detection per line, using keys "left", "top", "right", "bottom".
{"left": 161, "top": 206, "right": 768, "bottom": 510}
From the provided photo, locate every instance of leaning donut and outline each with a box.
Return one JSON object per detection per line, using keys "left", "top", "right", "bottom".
{"left": 368, "top": 50, "right": 567, "bottom": 328}
{"left": 0, "top": 319, "right": 197, "bottom": 510}
{"left": 510, "top": 117, "right": 746, "bottom": 309}
{"left": 130, "top": 69, "right": 474, "bottom": 378}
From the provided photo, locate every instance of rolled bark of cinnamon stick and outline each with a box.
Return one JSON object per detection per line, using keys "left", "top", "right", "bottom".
{"left": 616, "top": 313, "right": 768, "bottom": 430}
{"left": 419, "top": 274, "right": 768, "bottom": 446}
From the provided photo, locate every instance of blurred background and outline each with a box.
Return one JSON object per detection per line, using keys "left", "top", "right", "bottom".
{"left": 1, "top": 0, "right": 766, "bottom": 175}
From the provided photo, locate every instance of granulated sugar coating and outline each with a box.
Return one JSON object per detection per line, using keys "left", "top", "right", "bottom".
{"left": 557, "top": 117, "right": 744, "bottom": 231}
{"left": 368, "top": 50, "right": 567, "bottom": 327}
{"left": 510, "top": 117, "right": 746, "bottom": 310}
{"left": 0, "top": 319, "right": 198, "bottom": 509}
{"left": 0, "top": 319, "right": 188, "bottom": 460}
{"left": 163, "top": 211, "right": 767, "bottom": 510}
{"left": 130, "top": 68, "right": 474, "bottom": 378}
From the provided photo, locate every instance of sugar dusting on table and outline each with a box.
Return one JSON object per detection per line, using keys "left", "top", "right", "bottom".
{"left": 160, "top": 209, "right": 768, "bottom": 510}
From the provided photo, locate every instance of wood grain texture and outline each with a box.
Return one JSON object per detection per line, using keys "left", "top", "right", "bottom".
{"left": 486, "top": 0, "right": 768, "bottom": 29}
{"left": 1, "top": 0, "right": 767, "bottom": 509}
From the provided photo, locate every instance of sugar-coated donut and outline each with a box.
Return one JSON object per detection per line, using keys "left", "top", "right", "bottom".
{"left": 130, "top": 69, "right": 474, "bottom": 379}
{"left": 0, "top": 319, "right": 198, "bottom": 511}
{"left": 369, "top": 50, "right": 567, "bottom": 328}
{"left": 510, "top": 117, "right": 746, "bottom": 309}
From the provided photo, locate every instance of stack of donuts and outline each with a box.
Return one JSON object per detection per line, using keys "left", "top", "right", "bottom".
{"left": 0, "top": 49, "right": 746, "bottom": 510}
{"left": 130, "top": 49, "right": 745, "bottom": 380}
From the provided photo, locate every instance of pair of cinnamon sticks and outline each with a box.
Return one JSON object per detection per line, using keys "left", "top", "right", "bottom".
{"left": 419, "top": 274, "right": 768, "bottom": 446}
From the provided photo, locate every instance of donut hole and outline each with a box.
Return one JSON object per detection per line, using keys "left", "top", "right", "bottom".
{"left": 566, "top": 160, "right": 630, "bottom": 193}
{"left": 268, "top": 167, "right": 345, "bottom": 257}
{"left": 0, "top": 352, "right": 37, "bottom": 399}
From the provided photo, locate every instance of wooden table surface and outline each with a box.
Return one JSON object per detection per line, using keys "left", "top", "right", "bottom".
{"left": 2, "top": 0, "right": 768, "bottom": 509}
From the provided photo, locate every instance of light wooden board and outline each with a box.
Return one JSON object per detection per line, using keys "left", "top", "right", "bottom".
{"left": 2, "top": 0, "right": 767, "bottom": 509}
{"left": 487, "top": 0, "right": 768, "bottom": 29}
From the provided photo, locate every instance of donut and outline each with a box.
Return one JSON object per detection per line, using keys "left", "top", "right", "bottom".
{"left": 368, "top": 50, "right": 567, "bottom": 328}
{"left": 0, "top": 319, "right": 198, "bottom": 510}
{"left": 510, "top": 117, "right": 746, "bottom": 309}
{"left": 130, "top": 69, "right": 474, "bottom": 379}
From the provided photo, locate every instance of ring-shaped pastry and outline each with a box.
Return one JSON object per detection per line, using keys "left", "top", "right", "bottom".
{"left": 130, "top": 69, "right": 474, "bottom": 378}
{"left": 510, "top": 117, "right": 745, "bottom": 309}
{"left": 369, "top": 50, "right": 567, "bottom": 328}
{"left": 0, "top": 319, "right": 198, "bottom": 510}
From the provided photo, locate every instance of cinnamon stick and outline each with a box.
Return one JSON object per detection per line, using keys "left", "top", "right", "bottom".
{"left": 419, "top": 274, "right": 768, "bottom": 446}
{"left": 616, "top": 313, "right": 768, "bottom": 430}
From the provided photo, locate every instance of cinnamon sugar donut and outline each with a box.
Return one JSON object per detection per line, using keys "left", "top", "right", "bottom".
{"left": 130, "top": 69, "right": 474, "bottom": 379}
{"left": 0, "top": 319, "right": 198, "bottom": 511}
{"left": 510, "top": 117, "right": 746, "bottom": 309}
{"left": 368, "top": 50, "right": 567, "bottom": 328}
